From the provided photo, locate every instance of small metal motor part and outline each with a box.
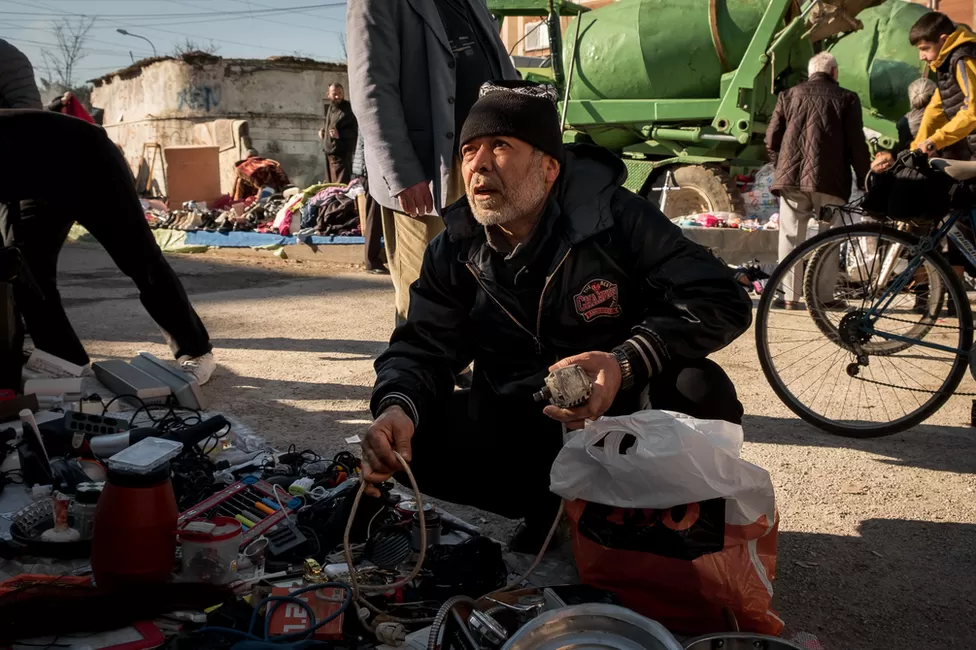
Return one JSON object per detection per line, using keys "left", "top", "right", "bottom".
{"left": 515, "top": 594, "right": 546, "bottom": 625}
{"left": 533, "top": 364, "right": 592, "bottom": 408}
{"left": 411, "top": 509, "right": 441, "bottom": 551}
{"left": 468, "top": 609, "right": 509, "bottom": 648}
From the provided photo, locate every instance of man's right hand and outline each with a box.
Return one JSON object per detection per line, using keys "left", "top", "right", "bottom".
{"left": 361, "top": 405, "right": 415, "bottom": 497}
{"left": 397, "top": 181, "right": 434, "bottom": 217}
{"left": 917, "top": 139, "right": 937, "bottom": 157}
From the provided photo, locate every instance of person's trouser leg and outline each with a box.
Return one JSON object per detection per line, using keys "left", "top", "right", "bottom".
{"left": 360, "top": 178, "right": 384, "bottom": 271}
{"left": 10, "top": 199, "right": 89, "bottom": 365}
{"left": 395, "top": 391, "right": 563, "bottom": 526}
{"left": 78, "top": 135, "right": 212, "bottom": 359}
{"left": 387, "top": 212, "right": 445, "bottom": 322}
{"left": 642, "top": 357, "right": 744, "bottom": 425}
{"left": 384, "top": 161, "right": 463, "bottom": 323}
{"left": 811, "top": 192, "right": 847, "bottom": 303}
{"left": 363, "top": 193, "right": 384, "bottom": 270}
{"left": 327, "top": 154, "right": 351, "bottom": 185}
{"left": 777, "top": 190, "right": 815, "bottom": 302}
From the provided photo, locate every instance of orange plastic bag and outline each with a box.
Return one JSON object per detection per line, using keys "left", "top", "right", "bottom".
{"left": 566, "top": 497, "right": 782, "bottom": 636}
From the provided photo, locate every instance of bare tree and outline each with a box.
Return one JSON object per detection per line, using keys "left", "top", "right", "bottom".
{"left": 41, "top": 16, "right": 95, "bottom": 90}
{"left": 171, "top": 38, "right": 220, "bottom": 57}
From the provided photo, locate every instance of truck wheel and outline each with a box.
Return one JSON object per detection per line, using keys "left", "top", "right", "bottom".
{"left": 645, "top": 165, "right": 744, "bottom": 220}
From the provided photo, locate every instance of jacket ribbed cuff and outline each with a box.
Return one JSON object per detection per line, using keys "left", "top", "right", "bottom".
{"left": 374, "top": 391, "right": 419, "bottom": 427}
{"left": 615, "top": 329, "right": 670, "bottom": 387}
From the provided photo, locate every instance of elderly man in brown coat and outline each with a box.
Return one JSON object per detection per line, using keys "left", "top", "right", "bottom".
{"left": 765, "top": 51, "right": 871, "bottom": 308}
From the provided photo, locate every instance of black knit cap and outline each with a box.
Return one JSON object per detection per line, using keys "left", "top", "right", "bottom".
{"left": 459, "top": 80, "right": 563, "bottom": 162}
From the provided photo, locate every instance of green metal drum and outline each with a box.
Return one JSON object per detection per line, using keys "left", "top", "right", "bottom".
{"left": 564, "top": 0, "right": 773, "bottom": 102}
{"left": 828, "top": 0, "right": 931, "bottom": 123}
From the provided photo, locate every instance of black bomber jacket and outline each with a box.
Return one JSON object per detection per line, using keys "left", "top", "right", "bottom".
{"left": 370, "top": 143, "right": 753, "bottom": 426}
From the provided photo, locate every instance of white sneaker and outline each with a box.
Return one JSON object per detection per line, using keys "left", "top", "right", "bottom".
{"left": 178, "top": 352, "right": 216, "bottom": 385}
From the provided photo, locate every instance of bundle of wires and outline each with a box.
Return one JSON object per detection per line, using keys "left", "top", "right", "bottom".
{"left": 101, "top": 394, "right": 230, "bottom": 509}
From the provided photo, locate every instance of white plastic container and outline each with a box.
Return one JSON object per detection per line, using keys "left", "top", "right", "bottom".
{"left": 178, "top": 516, "right": 241, "bottom": 584}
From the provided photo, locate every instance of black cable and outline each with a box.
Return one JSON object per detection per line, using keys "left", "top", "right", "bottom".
{"left": 100, "top": 393, "right": 144, "bottom": 417}
{"left": 298, "top": 525, "right": 321, "bottom": 559}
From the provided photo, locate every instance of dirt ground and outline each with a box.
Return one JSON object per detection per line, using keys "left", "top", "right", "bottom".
{"left": 58, "top": 242, "right": 976, "bottom": 649}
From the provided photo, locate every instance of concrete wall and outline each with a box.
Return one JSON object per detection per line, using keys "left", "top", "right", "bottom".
{"left": 91, "top": 56, "right": 348, "bottom": 198}
{"left": 907, "top": 0, "right": 974, "bottom": 26}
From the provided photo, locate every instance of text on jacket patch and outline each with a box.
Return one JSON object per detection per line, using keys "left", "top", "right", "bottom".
{"left": 574, "top": 279, "right": 622, "bottom": 321}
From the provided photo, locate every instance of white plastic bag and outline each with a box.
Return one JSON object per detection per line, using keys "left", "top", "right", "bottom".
{"left": 550, "top": 410, "right": 773, "bottom": 520}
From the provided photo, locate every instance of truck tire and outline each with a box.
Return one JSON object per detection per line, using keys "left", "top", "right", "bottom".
{"left": 645, "top": 165, "right": 744, "bottom": 220}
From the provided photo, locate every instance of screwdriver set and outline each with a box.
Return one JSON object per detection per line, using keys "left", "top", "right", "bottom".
{"left": 178, "top": 476, "right": 302, "bottom": 548}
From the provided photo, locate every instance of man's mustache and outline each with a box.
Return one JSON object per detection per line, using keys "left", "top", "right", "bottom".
{"left": 470, "top": 174, "right": 501, "bottom": 192}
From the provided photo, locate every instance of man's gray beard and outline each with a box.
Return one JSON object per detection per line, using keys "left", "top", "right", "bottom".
{"left": 467, "top": 172, "right": 548, "bottom": 228}
{"left": 470, "top": 203, "right": 521, "bottom": 226}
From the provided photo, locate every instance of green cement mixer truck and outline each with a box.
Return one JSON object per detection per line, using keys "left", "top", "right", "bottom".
{"left": 488, "top": 0, "right": 930, "bottom": 218}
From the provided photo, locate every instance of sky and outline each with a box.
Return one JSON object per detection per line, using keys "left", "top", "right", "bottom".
{"left": 0, "top": 0, "right": 348, "bottom": 88}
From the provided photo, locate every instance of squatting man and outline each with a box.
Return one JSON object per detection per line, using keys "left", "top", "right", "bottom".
{"left": 360, "top": 81, "right": 753, "bottom": 551}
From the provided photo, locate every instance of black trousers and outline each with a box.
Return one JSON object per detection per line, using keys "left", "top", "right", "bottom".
{"left": 326, "top": 152, "right": 352, "bottom": 185}
{"left": 0, "top": 110, "right": 212, "bottom": 366}
{"left": 361, "top": 178, "right": 384, "bottom": 270}
{"left": 395, "top": 357, "right": 743, "bottom": 529}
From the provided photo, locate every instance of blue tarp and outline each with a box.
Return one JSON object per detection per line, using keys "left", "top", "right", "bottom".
{"left": 182, "top": 230, "right": 365, "bottom": 248}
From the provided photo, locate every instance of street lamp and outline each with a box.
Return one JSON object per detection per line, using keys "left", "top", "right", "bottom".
{"left": 116, "top": 29, "right": 158, "bottom": 57}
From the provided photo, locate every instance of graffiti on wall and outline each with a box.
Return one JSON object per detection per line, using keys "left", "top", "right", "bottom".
{"left": 177, "top": 85, "right": 221, "bottom": 112}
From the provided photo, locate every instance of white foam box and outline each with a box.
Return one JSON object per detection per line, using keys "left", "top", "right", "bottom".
{"left": 23, "top": 378, "right": 84, "bottom": 396}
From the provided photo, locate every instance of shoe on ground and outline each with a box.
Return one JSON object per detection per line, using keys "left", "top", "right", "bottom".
{"left": 178, "top": 352, "right": 216, "bottom": 385}
{"left": 771, "top": 298, "right": 803, "bottom": 310}
{"left": 366, "top": 265, "right": 390, "bottom": 275}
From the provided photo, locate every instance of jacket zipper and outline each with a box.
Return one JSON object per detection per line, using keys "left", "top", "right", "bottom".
{"left": 465, "top": 263, "right": 542, "bottom": 352}
{"left": 536, "top": 247, "right": 572, "bottom": 341}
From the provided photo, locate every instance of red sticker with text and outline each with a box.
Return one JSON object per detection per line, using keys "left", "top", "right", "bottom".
{"left": 574, "top": 279, "right": 621, "bottom": 321}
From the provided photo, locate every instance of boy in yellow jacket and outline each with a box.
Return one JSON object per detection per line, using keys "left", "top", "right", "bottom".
{"left": 911, "top": 12, "right": 976, "bottom": 159}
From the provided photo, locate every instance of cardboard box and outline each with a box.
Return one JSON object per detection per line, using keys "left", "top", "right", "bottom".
{"left": 266, "top": 586, "right": 345, "bottom": 641}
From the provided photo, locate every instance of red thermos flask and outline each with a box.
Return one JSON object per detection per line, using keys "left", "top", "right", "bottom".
{"left": 91, "top": 463, "right": 178, "bottom": 587}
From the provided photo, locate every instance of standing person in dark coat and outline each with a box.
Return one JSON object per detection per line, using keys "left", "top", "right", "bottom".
{"left": 319, "top": 83, "right": 358, "bottom": 184}
{"left": 765, "top": 52, "right": 871, "bottom": 309}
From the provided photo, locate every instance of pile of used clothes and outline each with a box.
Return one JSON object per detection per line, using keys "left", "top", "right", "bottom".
{"left": 140, "top": 179, "right": 366, "bottom": 237}
{"left": 273, "top": 180, "right": 365, "bottom": 237}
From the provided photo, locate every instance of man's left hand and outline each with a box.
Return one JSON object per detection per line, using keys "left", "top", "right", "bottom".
{"left": 329, "top": 128, "right": 339, "bottom": 139}
{"left": 542, "top": 351, "right": 622, "bottom": 430}
{"left": 871, "top": 151, "right": 894, "bottom": 173}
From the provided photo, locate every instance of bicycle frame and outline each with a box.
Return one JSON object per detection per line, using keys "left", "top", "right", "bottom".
{"left": 856, "top": 208, "right": 976, "bottom": 355}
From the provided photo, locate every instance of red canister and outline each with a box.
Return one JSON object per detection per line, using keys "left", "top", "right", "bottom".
{"left": 91, "top": 463, "right": 178, "bottom": 587}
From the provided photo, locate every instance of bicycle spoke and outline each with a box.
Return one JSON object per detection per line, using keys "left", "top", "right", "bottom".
{"left": 758, "top": 224, "right": 970, "bottom": 435}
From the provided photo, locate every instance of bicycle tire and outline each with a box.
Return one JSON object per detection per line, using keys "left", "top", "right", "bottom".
{"left": 756, "top": 223, "right": 973, "bottom": 438}
{"left": 803, "top": 238, "right": 944, "bottom": 355}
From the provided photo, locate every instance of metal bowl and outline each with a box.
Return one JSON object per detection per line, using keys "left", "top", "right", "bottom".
{"left": 501, "top": 603, "right": 684, "bottom": 650}
{"left": 682, "top": 633, "right": 805, "bottom": 650}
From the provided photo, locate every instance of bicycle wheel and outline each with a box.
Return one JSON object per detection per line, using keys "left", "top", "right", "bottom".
{"left": 803, "top": 233, "right": 944, "bottom": 355}
{"left": 756, "top": 223, "right": 973, "bottom": 437}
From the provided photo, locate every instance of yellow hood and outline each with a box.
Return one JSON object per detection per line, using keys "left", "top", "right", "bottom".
{"left": 932, "top": 26, "right": 976, "bottom": 70}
